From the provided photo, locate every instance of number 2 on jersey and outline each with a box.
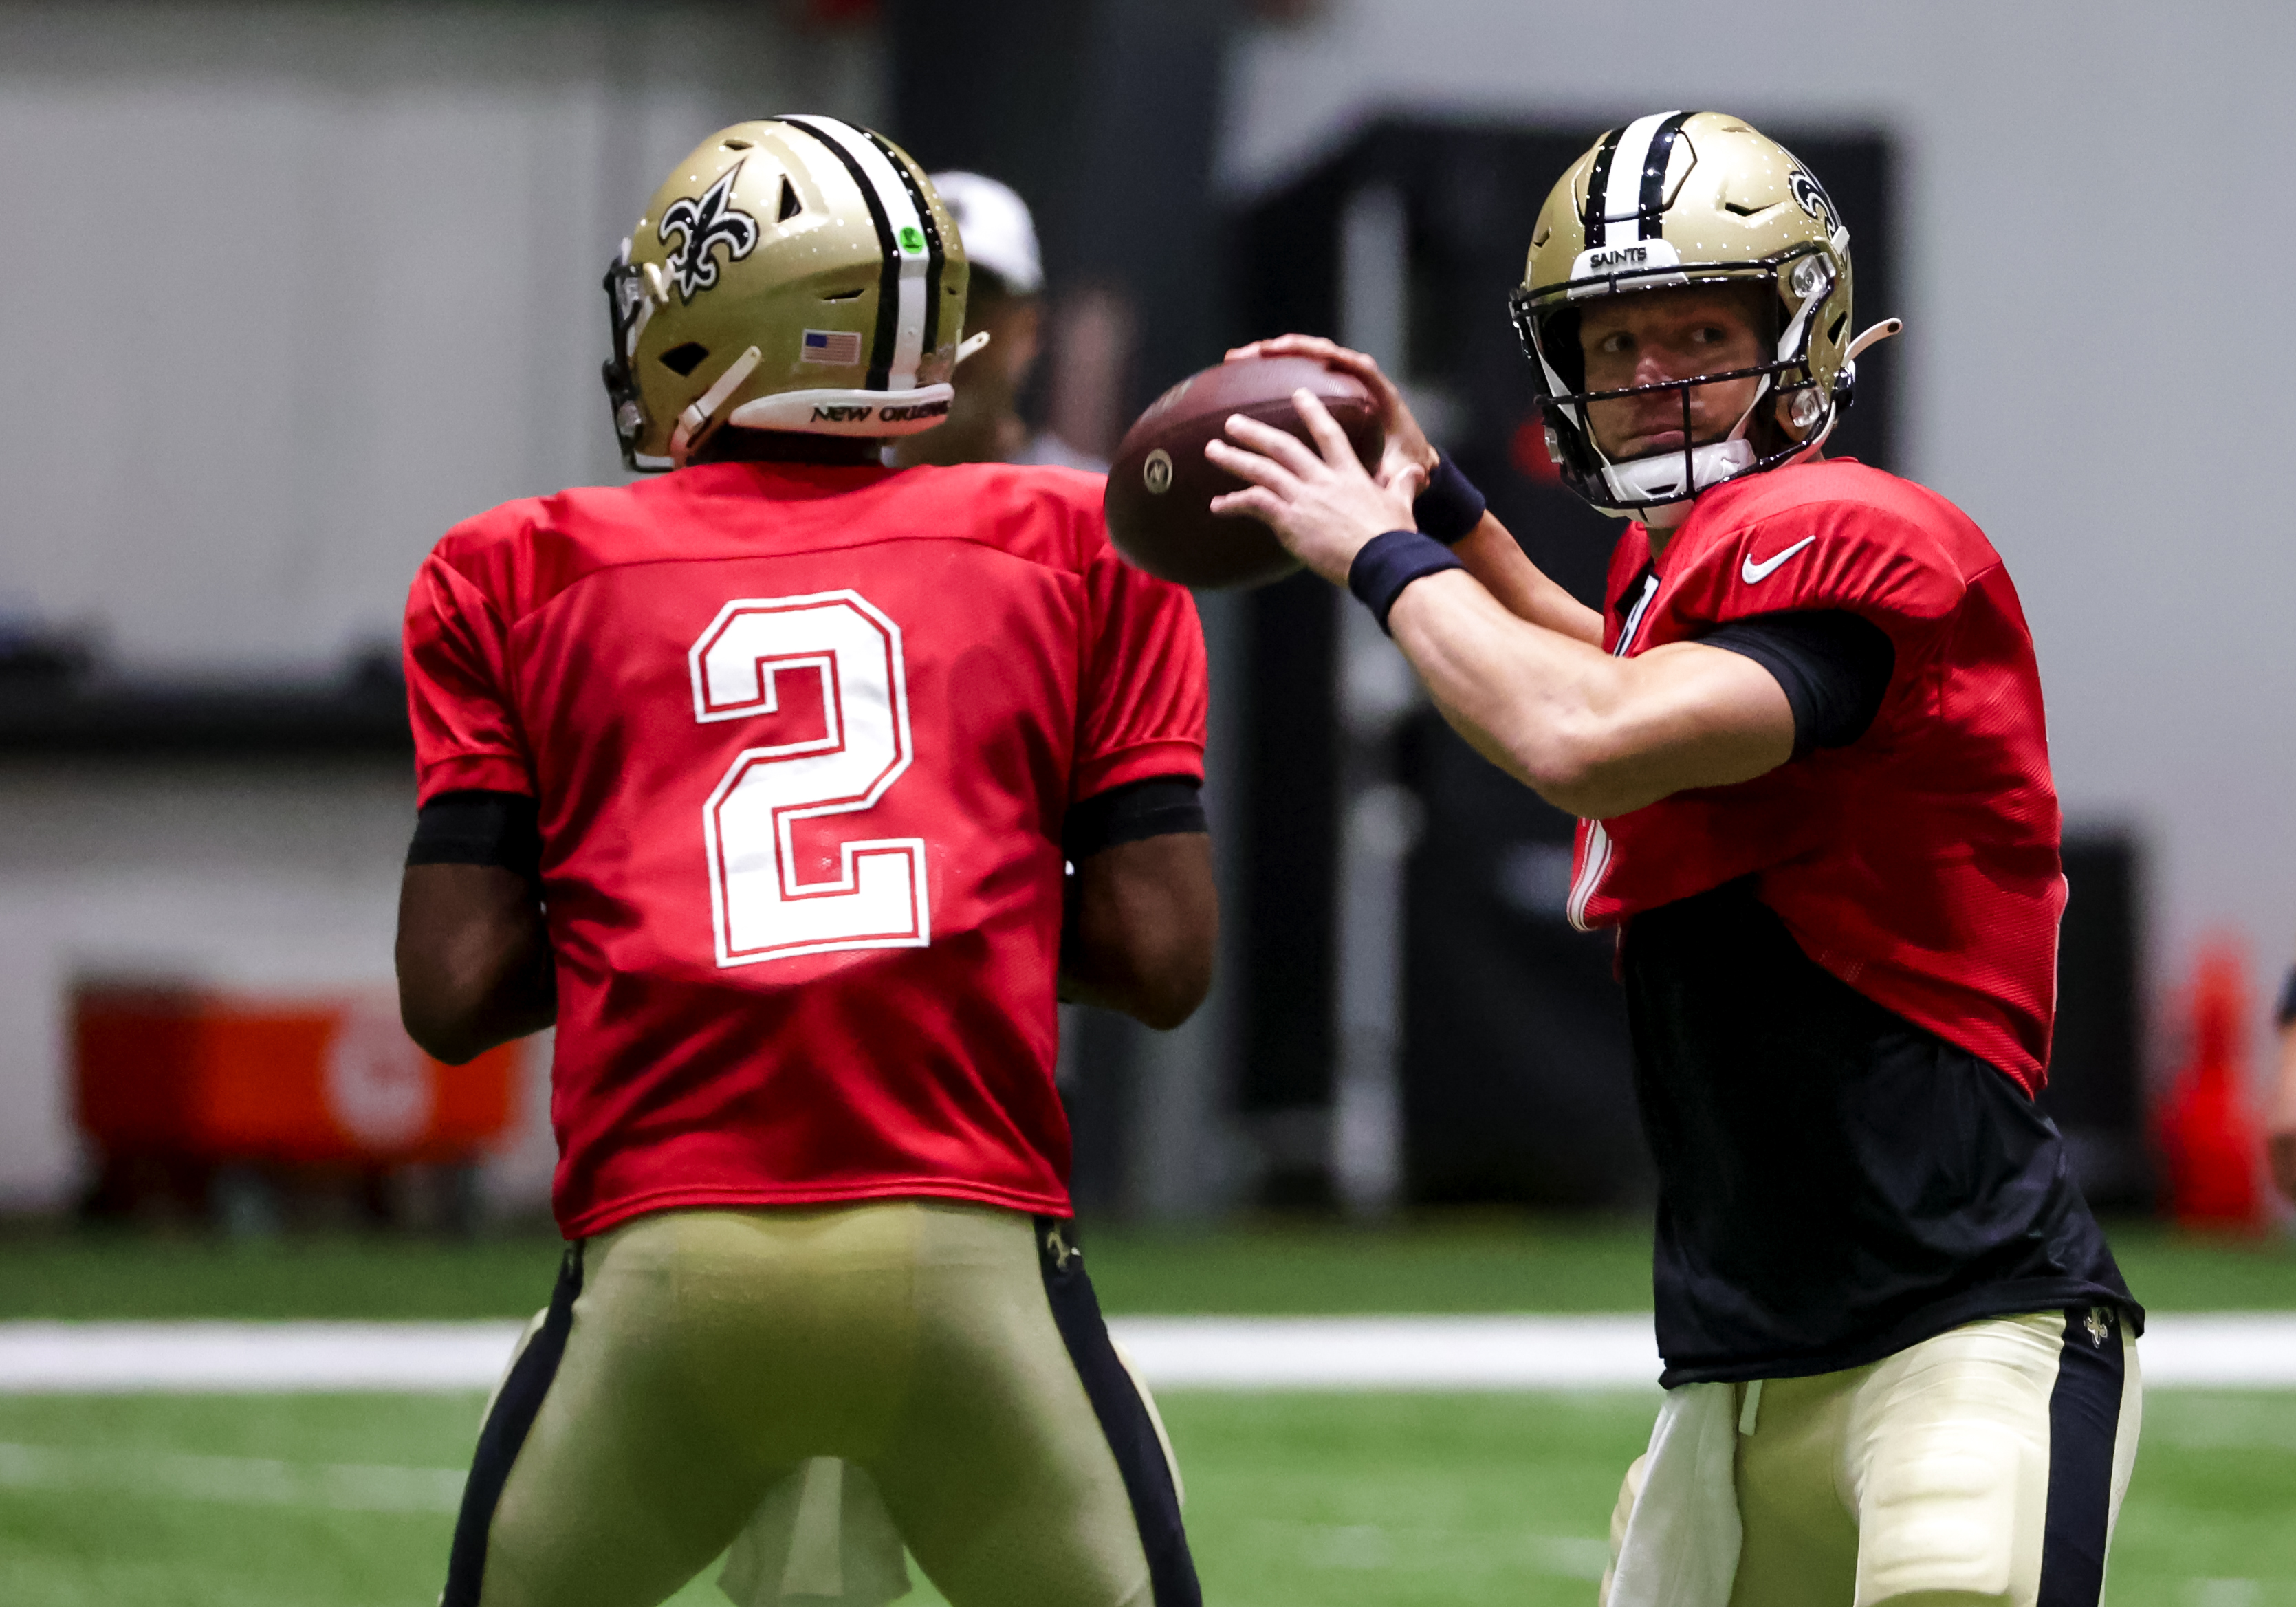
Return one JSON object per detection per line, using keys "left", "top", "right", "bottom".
{"left": 689, "top": 592, "right": 930, "bottom": 966}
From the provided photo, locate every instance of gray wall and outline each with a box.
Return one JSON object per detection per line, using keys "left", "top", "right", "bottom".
{"left": 0, "top": 3, "right": 880, "bottom": 1207}
{"left": 0, "top": 1, "right": 879, "bottom": 676}
{"left": 1226, "top": 0, "right": 2296, "bottom": 1051}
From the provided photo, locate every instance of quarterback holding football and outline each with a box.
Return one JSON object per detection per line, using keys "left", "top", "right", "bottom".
{"left": 397, "top": 118, "right": 1212, "bottom": 1607}
{"left": 1210, "top": 111, "right": 2142, "bottom": 1607}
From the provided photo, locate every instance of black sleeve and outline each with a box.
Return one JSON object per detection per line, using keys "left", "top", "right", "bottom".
{"left": 1060, "top": 776, "right": 1207, "bottom": 863}
{"left": 406, "top": 789, "right": 543, "bottom": 882}
{"left": 1700, "top": 610, "right": 1896, "bottom": 758}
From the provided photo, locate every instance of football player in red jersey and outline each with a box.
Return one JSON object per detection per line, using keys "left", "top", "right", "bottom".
{"left": 1210, "top": 113, "right": 2141, "bottom": 1607}
{"left": 395, "top": 118, "right": 1212, "bottom": 1607}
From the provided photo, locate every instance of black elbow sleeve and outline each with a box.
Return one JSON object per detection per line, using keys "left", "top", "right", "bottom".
{"left": 406, "top": 790, "right": 543, "bottom": 883}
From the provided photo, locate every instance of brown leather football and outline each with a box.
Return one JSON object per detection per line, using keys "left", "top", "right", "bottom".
{"left": 1104, "top": 355, "right": 1385, "bottom": 589}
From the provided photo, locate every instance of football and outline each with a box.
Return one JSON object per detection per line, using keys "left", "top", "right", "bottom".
{"left": 1104, "top": 355, "right": 1386, "bottom": 589}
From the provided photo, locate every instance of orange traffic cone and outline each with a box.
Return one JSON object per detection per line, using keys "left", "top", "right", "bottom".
{"left": 2155, "top": 937, "right": 2271, "bottom": 1232}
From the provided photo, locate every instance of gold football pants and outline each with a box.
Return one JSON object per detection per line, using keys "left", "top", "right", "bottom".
{"left": 439, "top": 1203, "right": 1195, "bottom": 1607}
{"left": 1603, "top": 1309, "right": 2143, "bottom": 1607}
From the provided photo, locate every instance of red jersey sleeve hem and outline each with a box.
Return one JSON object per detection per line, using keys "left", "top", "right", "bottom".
{"left": 558, "top": 1177, "right": 1075, "bottom": 1238}
{"left": 417, "top": 754, "right": 535, "bottom": 806}
{"left": 1071, "top": 738, "right": 1205, "bottom": 801}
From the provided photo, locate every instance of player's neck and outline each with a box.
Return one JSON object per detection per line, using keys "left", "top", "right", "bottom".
{"left": 694, "top": 430, "right": 884, "bottom": 468}
{"left": 1641, "top": 446, "right": 1829, "bottom": 558}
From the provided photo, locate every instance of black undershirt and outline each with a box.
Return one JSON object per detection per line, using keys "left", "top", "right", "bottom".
{"left": 1700, "top": 609, "right": 1896, "bottom": 757}
{"left": 1611, "top": 606, "right": 2132, "bottom": 1381}
{"left": 406, "top": 776, "right": 1207, "bottom": 876}
{"left": 1624, "top": 878, "right": 2139, "bottom": 1386}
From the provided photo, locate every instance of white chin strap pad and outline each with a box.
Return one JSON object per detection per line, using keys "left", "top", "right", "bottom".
{"left": 1600, "top": 438, "right": 1756, "bottom": 506}
{"left": 725, "top": 384, "right": 956, "bottom": 437}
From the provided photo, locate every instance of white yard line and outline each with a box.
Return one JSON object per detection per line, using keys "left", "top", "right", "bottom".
{"left": 0, "top": 1320, "right": 527, "bottom": 1393}
{"left": 0, "top": 1313, "right": 2288, "bottom": 1392}
{"left": 1110, "top": 1315, "right": 1665, "bottom": 1390}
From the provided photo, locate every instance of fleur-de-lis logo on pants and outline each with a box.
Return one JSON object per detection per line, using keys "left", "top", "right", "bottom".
{"left": 659, "top": 164, "right": 761, "bottom": 300}
{"left": 2084, "top": 1307, "right": 2113, "bottom": 1348}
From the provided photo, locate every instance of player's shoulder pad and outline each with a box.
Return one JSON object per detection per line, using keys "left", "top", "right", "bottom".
{"left": 921, "top": 460, "right": 1133, "bottom": 576}
{"left": 424, "top": 479, "right": 649, "bottom": 623}
{"left": 1668, "top": 459, "right": 2001, "bottom": 628}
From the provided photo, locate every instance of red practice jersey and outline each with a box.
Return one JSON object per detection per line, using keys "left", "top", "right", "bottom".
{"left": 403, "top": 461, "right": 1207, "bottom": 1237}
{"left": 1568, "top": 459, "right": 2064, "bottom": 1090}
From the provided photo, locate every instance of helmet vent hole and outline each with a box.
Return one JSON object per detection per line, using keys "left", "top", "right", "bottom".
{"left": 822, "top": 287, "right": 864, "bottom": 302}
{"left": 778, "top": 177, "right": 802, "bottom": 222}
{"left": 722, "top": 138, "right": 753, "bottom": 151}
{"left": 659, "top": 342, "right": 710, "bottom": 377}
{"left": 1723, "top": 199, "right": 1764, "bottom": 217}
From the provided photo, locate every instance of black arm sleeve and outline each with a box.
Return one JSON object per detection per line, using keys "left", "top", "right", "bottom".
{"left": 406, "top": 789, "right": 543, "bottom": 882}
{"left": 1700, "top": 610, "right": 1896, "bottom": 758}
{"left": 1060, "top": 776, "right": 1207, "bottom": 863}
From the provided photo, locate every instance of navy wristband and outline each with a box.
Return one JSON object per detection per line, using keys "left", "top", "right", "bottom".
{"left": 1412, "top": 450, "right": 1487, "bottom": 544}
{"left": 1348, "top": 529, "right": 1464, "bottom": 635}
{"left": 2277, "top": 964, "right": 2296, "bottom": 1029}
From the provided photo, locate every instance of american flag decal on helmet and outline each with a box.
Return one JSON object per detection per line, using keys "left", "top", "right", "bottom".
{"left": 802, "top": 329, "right": 863, "bottom": 366}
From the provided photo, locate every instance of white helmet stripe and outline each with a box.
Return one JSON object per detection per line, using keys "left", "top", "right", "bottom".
{"left": 782, "top": 115, "right": 930, "bottom": 393}
{"left": 1599, "top": 110, "right": 1685, "bottom": 241}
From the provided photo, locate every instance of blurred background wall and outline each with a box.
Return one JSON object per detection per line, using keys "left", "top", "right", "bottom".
{"left": 0, "top": 0, "right": 2284, "bottom": 1223}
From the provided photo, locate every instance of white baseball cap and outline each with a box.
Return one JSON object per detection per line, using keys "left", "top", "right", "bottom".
{"left": 930, "top": 171, "right": 1044, "bottom": 296}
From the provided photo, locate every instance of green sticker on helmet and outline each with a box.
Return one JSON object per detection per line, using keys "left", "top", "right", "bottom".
{"left": 898, "top": 226, "right": 926, "bottom": 254}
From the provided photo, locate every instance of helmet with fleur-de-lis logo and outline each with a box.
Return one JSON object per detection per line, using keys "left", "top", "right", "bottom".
{"left": 1509, "top": 112, "right": 1901, "bottom": 518}
{"left": 602, "top": 117, "right": 972, "bottom": 471}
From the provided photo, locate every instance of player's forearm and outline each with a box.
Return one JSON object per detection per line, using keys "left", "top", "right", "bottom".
{"left": 1389, "top": 574, "right": 1795, "bottom": 819}
{"left": 1387, "top": 569, "right": 1638, "bottom": 814}
{"left": 1451, "top": 516, "right": 1603, "bottom": 645}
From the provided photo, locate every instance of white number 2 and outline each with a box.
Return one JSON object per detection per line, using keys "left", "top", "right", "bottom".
{"left": 689, "top": 591, "right": 930, "bottom": 967}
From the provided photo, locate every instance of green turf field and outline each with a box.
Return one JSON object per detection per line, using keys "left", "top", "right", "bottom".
{"left": 4, "top": 1214, "right": 2292, "bottom": 1318}
{"left": 3, "top": 1218, "right": 2293, "bottom": 1604}
{"left": 1, "top": 1388, "right": 2292, "bottom": 1606}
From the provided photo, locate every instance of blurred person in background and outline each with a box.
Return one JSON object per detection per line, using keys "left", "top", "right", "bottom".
{"left": 892, "top": 171, "right": 1108, "bottom": 472}
{"left": 2273, "top": 965, "right": 2296, "bottom": 1203}
{"left": 1210, "top": 111, "right": 2141, "bottom": 1607}
{"left": 397, "top": 117, "right": 1211, "bottom": 1607}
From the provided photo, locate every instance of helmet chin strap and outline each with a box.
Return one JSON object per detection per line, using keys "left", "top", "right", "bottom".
{"left": 1604, "top": 317, "right": 1907, "bottom": 518}
{"left": 669, "top": 346, "right": 765, "bottom": 468}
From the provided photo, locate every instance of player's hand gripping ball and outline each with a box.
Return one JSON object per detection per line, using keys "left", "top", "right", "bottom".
{"left": 1104, "top": 355, "right": 1385, "bottom": 589}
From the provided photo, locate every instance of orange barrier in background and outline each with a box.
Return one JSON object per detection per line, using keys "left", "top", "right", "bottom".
{"left": 74, "top": 984, "right": 518, "bottom": 1168}
{"left": 2154, "top": 938, "right": 2271, "bottom": 1234}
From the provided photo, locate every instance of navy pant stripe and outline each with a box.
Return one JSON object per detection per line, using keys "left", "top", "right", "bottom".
{"left": 1036, "top": 1217, "right": 1201, "bottom": 1607}
{"left": 2037, "top": 1306, "right": 2127, "bottom": 1607}
{"left": 441, "top": 1243, "right": 585, "bottom": 1607}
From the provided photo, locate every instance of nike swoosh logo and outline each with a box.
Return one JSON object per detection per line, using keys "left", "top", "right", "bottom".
{"left": 1741, "top": 536, "right": 1816, "bottom": 584}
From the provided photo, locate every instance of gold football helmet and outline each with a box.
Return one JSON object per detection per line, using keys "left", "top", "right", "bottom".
{"left": 1509, "top": 111, "right": 1900, "bottom": 516}
{"left": 602, "top": 117, "right": 972, "bottom": 471}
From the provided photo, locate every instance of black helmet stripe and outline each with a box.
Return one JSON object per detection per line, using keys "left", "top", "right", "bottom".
{"left": 1582, "top": 127, "right": 1626, "bottom": 250}
{"left": 859, "top": 127, "right": 945, "bottom": 361}
{"left": 1590, "top": 110, "right": 1689, "bottom": 245}
{"left": 1635, "top": 111, "right": 1696, "bottom": 239}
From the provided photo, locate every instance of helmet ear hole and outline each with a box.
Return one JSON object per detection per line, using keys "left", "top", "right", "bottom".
{"left": 659, "top": 342, "right": 710, "bottom": 377}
